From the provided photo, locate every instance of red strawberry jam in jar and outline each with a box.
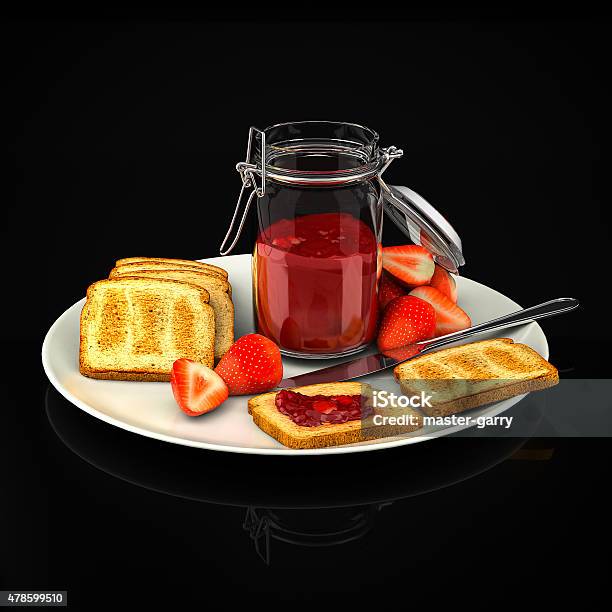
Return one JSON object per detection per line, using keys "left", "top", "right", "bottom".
{"left": 221, "top": 122, "right": 465, "bottom": 359}
{"left": 255, "top": 212, "right": 379, "bottom": 356}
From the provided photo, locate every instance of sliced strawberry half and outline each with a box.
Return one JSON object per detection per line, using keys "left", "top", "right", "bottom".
{"left": 409, "top": 286, "right": 471, "bottom": 336}
{"left": 171, "top": 359, "right": 229, "bottom": 416}
{"left": 377, "top": 295, "right": 436, "bottom": 352}
{"left": 215, "top": 333, "right": 283, "bottom": 395}
{"left": 378, "top": 272, "right": 407, "bottom": 311}
{"left": 429, "top": 264, "right": 458, "bottom": 303}
{"left": 382, "top": 245, "right": 435, "bottom": 287}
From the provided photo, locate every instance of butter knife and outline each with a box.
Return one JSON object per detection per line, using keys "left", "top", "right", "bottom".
{"left": 277, "top": 297, "right": 579, "bottom": 388}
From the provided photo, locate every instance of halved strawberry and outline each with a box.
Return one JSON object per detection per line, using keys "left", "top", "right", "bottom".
{"left": 171, "top": 359, "right": 229, "bottom": 416}
{"left": 377, "top": 295, "right": 436, "bottom": 352}
{"left": 429, "top": 264, "right": 458, "bottom": 303}
{"left": 409, "top": 286, "right": 471, "bottom": 336}
{"left": 382, "top": 245, "right": 435, "bottom": 287}
{"left": 378, "top": 272, "right": 407, "bottom": 311}
{"left": 215, "top": 333, "right": 283, "bottom": 395}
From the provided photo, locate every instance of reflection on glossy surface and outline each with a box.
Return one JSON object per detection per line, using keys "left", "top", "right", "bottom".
{"left": 46, "top": 385, "right": 541, "bottom": 565}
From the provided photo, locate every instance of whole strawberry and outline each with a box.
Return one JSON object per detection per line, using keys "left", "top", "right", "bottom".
{"left": 215, "top": 334, "right": 283, "bottom": 395}
{"left": 378, "top": 272, "right": 406, "bottom": 310}
{"left": 377, "top": 295, "right": 436, "bottom": 352}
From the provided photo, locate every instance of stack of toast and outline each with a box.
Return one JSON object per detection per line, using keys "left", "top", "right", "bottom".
{"left": 79, "top": 257, "right": 233, "bottom": 381}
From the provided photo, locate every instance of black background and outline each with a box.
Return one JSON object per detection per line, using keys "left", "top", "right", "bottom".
{"left": 3, "top": 15, "right": 610, "bottom": 609}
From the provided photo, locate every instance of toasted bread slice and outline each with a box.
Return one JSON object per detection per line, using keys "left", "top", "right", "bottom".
{"left": 80, "top": 277, "right": 215, "bottom": 381}
{"left": 115, "top": 257, "right": 228, "bottom": 280}
{"left": 112, "top": 260, "right": 232, "bottom": 296}
{"left": 109, "top": 265, "right": 234, "bottom": 360}
{"left": 393, "top": 338, "right": 558, "bottom": 417}
{"left": 248, "top": 382, "right": 423, "bottom": 449}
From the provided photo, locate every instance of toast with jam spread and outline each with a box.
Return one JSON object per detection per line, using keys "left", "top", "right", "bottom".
{"left": 248, "top": 382, "right": 423, "bottom": 449}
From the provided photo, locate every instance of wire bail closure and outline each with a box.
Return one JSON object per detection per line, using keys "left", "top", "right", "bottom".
{"left": 379, "top": 146, "right": 403, "bottom": 174}
{"left": 220, "top": 127, "right": 266, "bottom": 256}
{"left": 219, "top": 126, "right": 403, "bottom": 256}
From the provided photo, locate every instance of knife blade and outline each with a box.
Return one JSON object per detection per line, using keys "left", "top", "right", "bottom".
{"left": 276, "top": 351, "right": 402, "bottom": 388}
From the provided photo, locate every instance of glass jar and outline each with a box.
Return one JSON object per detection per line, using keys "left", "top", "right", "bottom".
{"left": 221, "top": 121, "right": 464, "bottom": 359}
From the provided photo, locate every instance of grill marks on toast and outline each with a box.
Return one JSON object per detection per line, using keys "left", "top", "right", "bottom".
{"left": 132, "top": 295, "right": 164, "bottom": 355}
{"left": 399, "top": 339, "right": 553, "bottom": 381}
{"left": 99, "top": 292, "right": 130, "bottom": 352}
{"left": 79, "top": 278, "right": 215, "bottom": 381}
{"left": 481, "top": 345, "right": 550, "bottom": 377}
{"left": 170, "top": 297, "right": 197, "bottom": 355}
{"left": 393, "top": 338, "right": 558, "bottom": 417}
{"left": 109, "top": 264, "right": 234, "bottom": 360}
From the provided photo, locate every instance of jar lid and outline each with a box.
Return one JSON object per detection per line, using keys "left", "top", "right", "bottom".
{"left": 383, "top": 184, "right": 465, "bottom": 273}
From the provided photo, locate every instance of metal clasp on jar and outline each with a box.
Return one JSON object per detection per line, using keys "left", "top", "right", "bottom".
{"left": 220, "top": 127, "right": 266, "bottom": 256}
{"left": 379, "top": 146, "right": 404, "bottom": 174}
{"left": 220, "top": 126, "right": 403, "bottom": 256}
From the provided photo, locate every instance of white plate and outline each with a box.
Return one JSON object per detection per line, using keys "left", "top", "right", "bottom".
{"left": 42, "top": 254, "right": 548, "bottom": 455}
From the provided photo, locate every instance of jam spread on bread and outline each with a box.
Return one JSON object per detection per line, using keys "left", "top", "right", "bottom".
{"left": 275, "top": 389, "right": 372, "bottom": 427}
{"left": 254, "top": 212, "right": 379, "bottom": 355}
